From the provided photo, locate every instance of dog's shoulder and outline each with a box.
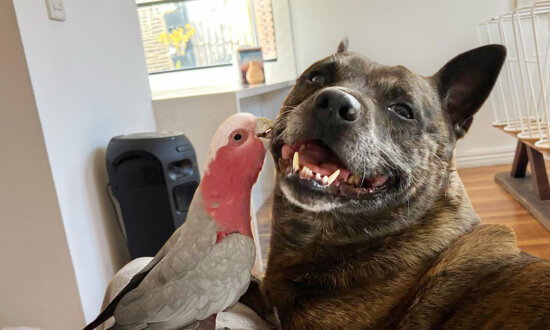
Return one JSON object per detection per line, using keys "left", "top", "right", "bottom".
{"left": 436, "top": 223, "right": 519, "bottom": 267}
{"left": 397, "top": 223, "right": 550, "bottom": 329}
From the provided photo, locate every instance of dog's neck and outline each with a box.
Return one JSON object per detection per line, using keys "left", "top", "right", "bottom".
{"left": 266, "top": 170, "right": 479, "bottom": 289}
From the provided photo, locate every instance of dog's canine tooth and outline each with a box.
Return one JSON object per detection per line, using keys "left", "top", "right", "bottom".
{"left": 327, "top": 169, "right": 341, "bottom": 185}
{"left": 293, "top": 152, "right": 300, "bottom": 172}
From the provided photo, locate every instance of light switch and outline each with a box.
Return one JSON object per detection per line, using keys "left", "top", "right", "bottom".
{"left": 45, "top": 0, "right": 66, "bottom": 21}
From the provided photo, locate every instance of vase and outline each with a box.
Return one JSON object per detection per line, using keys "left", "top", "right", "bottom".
{"left": 246, "top": 61, "right": 265, "bottom": 85}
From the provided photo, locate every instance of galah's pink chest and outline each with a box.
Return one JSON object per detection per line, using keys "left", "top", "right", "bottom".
{"left": 201, "top": 143, "right": 263, "bottom": 241}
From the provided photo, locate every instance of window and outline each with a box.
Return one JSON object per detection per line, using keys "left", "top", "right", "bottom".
{"left": 137, "top": 0, "right": 277, "bottom": 74}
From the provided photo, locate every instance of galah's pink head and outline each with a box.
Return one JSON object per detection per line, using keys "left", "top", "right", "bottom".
{"left": 201, "top": 113, "right": 273, "bottom": 241}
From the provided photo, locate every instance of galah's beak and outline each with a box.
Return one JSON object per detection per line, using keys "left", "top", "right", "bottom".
{"left": 255, "top": 117, "right": 273, "bottom": 149}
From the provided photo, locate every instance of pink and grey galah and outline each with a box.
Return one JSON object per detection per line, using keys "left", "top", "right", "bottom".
{"left": 84, "top": 113, "right": 273, "bottom": 330}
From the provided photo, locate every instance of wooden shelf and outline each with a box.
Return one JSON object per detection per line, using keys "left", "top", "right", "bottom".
{"left": 495, "top": 172, "right": 550, "bottom": 233}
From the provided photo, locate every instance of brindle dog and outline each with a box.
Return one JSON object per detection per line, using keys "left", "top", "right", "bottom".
{"left": 254, "top": 39, "right": 550, "bottom": 329}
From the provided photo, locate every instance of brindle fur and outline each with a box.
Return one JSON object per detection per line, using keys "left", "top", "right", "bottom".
{"left": 256, "top": 41, "right": 550, "bottom": 329}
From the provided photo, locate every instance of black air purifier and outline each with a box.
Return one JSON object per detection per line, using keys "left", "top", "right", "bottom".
{"left": 106, "top": 132, "right": 200, "bottom": 258}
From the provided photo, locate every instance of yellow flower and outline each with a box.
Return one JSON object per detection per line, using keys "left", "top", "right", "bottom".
{"left": 158, "top": 32, "right": 169, "bottom": 45}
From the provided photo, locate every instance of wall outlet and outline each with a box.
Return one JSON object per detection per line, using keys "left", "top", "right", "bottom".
{"left": 45, "top": 0, "right": 66, "bottom": 21}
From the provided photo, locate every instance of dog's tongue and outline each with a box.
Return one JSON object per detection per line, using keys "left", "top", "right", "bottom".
{"left": 300, "top": 142, "right": 334, "bottom": 164}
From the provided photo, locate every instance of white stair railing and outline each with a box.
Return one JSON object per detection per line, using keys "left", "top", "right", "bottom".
{"left": 480, "top": 1, "right": 550, "bottom": 150}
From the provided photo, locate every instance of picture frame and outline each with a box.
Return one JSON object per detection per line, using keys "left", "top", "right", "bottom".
{"left": 236, "top": 47, "right": 265, "bottom": 85}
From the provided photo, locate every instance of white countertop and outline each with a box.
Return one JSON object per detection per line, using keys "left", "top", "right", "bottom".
{"left": 151, "top": 79, "right": 295, "bottom": 101}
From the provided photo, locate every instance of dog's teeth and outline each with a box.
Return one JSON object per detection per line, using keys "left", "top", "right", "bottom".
{"left": 327, "top": 169, "right": 341, "bottom": 186}
{"left": 315, "top": 173, "right": 322, "bottom": 181}
{"left": 351, "top": 175, "right": 361, "bottom": 185}
{"left": 322, "top": 175, "right": 329, "bottom": 185}
{"left": 293, "top": 152, "right": 300, "bottom": 172}
{"left": 300, "top": 165, "right": 314, "bottom": 179}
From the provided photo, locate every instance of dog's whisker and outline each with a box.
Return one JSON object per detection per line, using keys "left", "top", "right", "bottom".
{"left": 361, "top": 163, "right": 366, "bottom": 186}
{"left": 407, "top": 198, "right": 410, "bottom": 222}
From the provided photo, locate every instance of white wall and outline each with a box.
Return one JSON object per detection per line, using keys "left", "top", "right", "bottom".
{"left": 288, "top": 0, "right": 517, "bottom": 168}
{"left": 12, "top": 0, "right": 157, "bottom": 323}
{"left": 0, "top": 1, "right": 84, "bottom": 328}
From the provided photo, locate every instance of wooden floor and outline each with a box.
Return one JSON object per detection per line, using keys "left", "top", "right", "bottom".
{"left": 256, "top": 164, "right": 550, "bottom": 264}
{"left": 459, "top": 164, "right": 550, "bottom": 260}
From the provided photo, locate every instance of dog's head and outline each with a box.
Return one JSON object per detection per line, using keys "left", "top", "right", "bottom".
{"left": 271, "top": 39, "right": 505, "bottom": 217}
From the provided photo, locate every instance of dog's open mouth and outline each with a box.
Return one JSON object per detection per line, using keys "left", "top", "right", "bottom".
{"left": 277, "top": 140, "right": 394, "bottom": 199}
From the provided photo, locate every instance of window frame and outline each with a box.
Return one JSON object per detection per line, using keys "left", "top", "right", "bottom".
{"left": 137, "top": 0, "right": 278, "bottom": 74}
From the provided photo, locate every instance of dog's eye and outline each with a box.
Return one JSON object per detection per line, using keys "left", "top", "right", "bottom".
{"left": 388, "top": 103, "right": 414, "bottom": 120}
{"left": 307, "top": 72, "right": 325, "bottom": 85}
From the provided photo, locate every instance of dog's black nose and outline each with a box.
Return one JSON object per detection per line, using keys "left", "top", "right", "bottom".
{"left": 314, "top": 88, "right": 360, "bottom": 122}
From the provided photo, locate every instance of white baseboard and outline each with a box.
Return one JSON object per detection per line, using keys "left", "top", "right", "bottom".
{"left": 455, "top": 145, "right": 516, "bottom": 169}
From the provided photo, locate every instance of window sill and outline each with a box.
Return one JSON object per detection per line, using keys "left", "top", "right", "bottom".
{"left": 151, "top": 79, "right": 295, "bottom": 101}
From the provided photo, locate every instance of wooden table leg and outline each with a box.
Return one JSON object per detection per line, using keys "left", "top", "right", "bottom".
{"left": 511, "top": 141, "right": 528, "bottom": 178}
{"left": 526, "top": 145, "right": 550, "bottom": 200}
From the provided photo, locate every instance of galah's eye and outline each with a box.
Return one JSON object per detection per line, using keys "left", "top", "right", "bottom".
{"left": 229, "top": 129, "right": 248, "bottom": 146}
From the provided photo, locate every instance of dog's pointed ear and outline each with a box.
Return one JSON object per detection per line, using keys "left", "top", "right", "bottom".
{"left": 433, "top": 44, "right": 506, "bottom": 139}
{"left": 337, "top": 37, "right": 349, "bottom": 53}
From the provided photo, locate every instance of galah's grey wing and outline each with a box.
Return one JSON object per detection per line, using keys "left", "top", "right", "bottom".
{"left": 83, "top": 218, "right": 189, "bottom": 330}
{"left": 83, "top": 252, "right": 165, "bottom": 329}
{"left": 83, "top": 263, "right": 155, "bottom": 329}
{"left": 112, "top": 234, "right": 255, "bottom": 330}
